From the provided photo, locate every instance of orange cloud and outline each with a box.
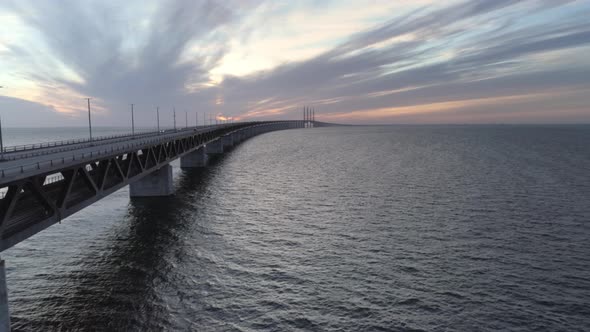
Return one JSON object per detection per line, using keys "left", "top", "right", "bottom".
{"left": 315, "top": 88, "right": 589, "bottom": 123}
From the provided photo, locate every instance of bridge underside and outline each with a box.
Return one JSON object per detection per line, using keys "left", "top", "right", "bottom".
{"left": 0, "top": 122, "right": 302, "bottom": 252}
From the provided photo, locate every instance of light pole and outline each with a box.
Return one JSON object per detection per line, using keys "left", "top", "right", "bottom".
{"left": 0, "top": 116, "right": 3, "bottom": 161}
{"left": 173, "top": 107, "right": 176, "bottom": 130}
{"left": 85, "top": 98, "right": 92, "bottom": 141}
{"left": 156, "top": 106, "right": 160, "bottom": 133}
{"left": 131, "top": 104, "right": 135, "bottom": 136}
{"left": 196, "top": 111, "right": 198, "bottom": 127}
{"left": 185, "top": 111, "right": 188, "bottom": 129}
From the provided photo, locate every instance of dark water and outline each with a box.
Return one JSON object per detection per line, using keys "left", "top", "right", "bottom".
{"left": 3, "top": 125, "right": 590, "bottom": 331}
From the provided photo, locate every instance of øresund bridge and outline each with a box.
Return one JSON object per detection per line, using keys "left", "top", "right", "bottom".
{"left": 0, "top": 117, "right": 323, "bottom": 330}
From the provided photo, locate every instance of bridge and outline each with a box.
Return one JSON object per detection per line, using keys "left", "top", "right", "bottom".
{"left": 0, "top": 119, "right": 321, "bottom": 330}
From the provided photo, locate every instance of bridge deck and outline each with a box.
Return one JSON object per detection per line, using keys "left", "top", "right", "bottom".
{"left": 0, "top": 119, "right": 316, "bottom": 329}
{"left": 0, "top": 124, "right": 233, "bottom": 183}
{"left": 0, "top": 120, "right": 306, "bottom": 252}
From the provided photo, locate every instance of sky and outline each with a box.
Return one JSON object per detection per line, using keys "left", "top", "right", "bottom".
{"left": 0, "top": 0, "right": 589, "bottom": 127}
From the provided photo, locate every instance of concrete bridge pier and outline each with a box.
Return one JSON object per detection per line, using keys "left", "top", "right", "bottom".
{"left": 129, "top": 165, "right": 174, "bottom": 197}
{"left": 206, "top": 138, "right": 224, "bottom": 154}
{"left": 0, "top": 257, "right": 9, "bottom": 332}
{"left": 222, "top": 134, "right": 234, "bottom": 150}
{"left": 180, "top": 146, "right": 208, "bottom": 168}
{"left": 233, "top": 131, "right": 243, "bottom": 144}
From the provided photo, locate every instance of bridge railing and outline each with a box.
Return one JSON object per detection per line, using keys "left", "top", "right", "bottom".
{"left": 0, "top": 121, "right": 280, "bottom": 180}
{"left": 0, "top": 136, "right": 176, "bottom": 180}
{"left": 0, "top": 124, "right": 226, "bottom": 161}
{"left": 0, "top": 124, "right": 230, "bottom": 155}
{"left": 2, "top": 129, "right": 155, "bottom": 153}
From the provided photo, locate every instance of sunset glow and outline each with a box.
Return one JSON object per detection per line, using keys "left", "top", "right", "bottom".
{"left": 0, "top": 1, "right": 588, "bottom": 126}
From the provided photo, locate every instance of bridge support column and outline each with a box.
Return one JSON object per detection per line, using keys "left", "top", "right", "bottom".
{"left": 180, "top": 146, "right": 208, "bottom": 168}
{"left": 129, "top": 165, "right": 174, "bottom": 197}
{"left": 206, "top": 138, "right": 224, "bottom": 154}
{"left": 0, "top": 258, "right": 9, "bottom": 332}
{"left": 222, "top": 134, "right": 233, "bottom": 149}
{"left": 233, "top": 131, "right": 242, "bottom": 144}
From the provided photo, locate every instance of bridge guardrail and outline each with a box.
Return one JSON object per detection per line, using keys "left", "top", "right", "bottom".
{"left": 2, "top": 129, "right": 157, "bottom": 153}
{"left": 0, "top": 121, "right": 289, "bottom": 182}
{"left": 1, "top": 138, "right": 178, "bottom": 179}
{"left": 0, "top": 125, "right": 225, "bottom": 161}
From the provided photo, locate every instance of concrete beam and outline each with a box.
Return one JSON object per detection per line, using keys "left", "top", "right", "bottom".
{"left": 232, "top": 131, "right": 242, "bottom": 144}
{"left": 206, "top": 138, "right": 223, "bottom": 154}
{"left": 180, "top": 146, "right": 208, "bottom": 168}
{"left": 129, "top": 165, "right": 174, "bottom": 197}
{"left": 222, "top": 134, "right": 233, "bottom": 149}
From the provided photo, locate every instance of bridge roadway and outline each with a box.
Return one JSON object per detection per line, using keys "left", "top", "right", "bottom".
{"left": 1, "top": 124, "right": 234, "bottom": 177}
{"left": 0, "top": 119, "right": 315, "bottom": 331}
{"left": 0, "top": 120, "right": 309, "bottom": 250}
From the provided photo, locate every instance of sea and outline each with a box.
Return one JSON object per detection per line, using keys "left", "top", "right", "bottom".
{"left": 1, "top": 125, "right": 589, "bottom": 331}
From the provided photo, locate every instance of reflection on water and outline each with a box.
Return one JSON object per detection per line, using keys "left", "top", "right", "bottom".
{"left": 10, "top": 166, "right": 215, "bottom": 330}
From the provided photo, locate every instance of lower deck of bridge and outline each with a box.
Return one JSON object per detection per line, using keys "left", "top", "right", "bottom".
{"left": 129, "top": 164, "right": 175, "bottom": 197}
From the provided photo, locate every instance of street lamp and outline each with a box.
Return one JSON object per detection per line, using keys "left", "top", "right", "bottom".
{"left": 130, "top": 104, "right": 135, "bottom": 136}
{"left": 0, "top": 116, "right": 3, "bottom": 161}
{"left": 156, "top": 106, "right": 160, "bottom": 133}
{"left": 85, "top": 98, "right": 92, "bottom": 141}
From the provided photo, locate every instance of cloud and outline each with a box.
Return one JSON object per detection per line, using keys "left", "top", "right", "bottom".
{"left": 1, "top": 0, "right": 249, "bottom": 123}
{"left": 0, "top": 0, "right": 589, "bottom": 125}
{"left": 210, "top": 0, "right": 590, "bottom": 123}
{"left": 0, "top": 96, "right": 79, "bottom": 127}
